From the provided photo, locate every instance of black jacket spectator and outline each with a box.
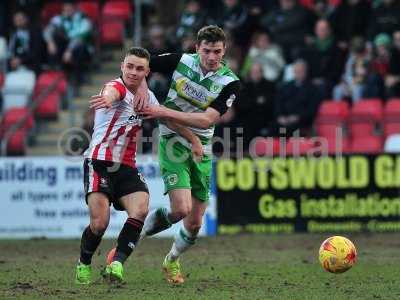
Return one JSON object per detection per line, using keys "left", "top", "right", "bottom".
{"left": 260, "top": 0, "right": 314, "bottom": 62}
{"left": 176, "top": 0, "right": 205, "bottom": 40}
{"left": 330, "top": 0, "right": 371, "bottom": 43}
{"left": 385, "top": 31, "right": 400, "bottom": 97}
{"left": 234, "top": 63, "right": 275, "bottom": 146}
{"left": 271, "top": 60, "right": 321, "bottom": 136}
{"left": 8, "top": 11, "right": 44, "bottom": 74}
{"left": 301, "top": 19, "right": 346, "bottom": 97}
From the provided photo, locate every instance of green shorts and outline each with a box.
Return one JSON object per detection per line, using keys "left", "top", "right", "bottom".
{"left": 158, "top": 135, "right": 212, "bottom": 202}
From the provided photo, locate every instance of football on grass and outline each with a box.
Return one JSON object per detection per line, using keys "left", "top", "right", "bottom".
{"left": 319, "top": 236, "right": 357, "bottom": 273}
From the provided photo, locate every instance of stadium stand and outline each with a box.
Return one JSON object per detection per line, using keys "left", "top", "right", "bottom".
{"left": 2, "top": 68, "right": 36, "bottom": 111}
{"left": 1, "top": 0, "right": 400, "bottom": 157}
{"left": 315, "top": 100, "right": 350, "bottom": 138}
{"left": 383, "top": 98, "right": 400, "bottom": 137}
{"left": 348, "top": 99, "right": 383, "bottom": 138}
{"left": 350, "top": 135, "right": 383, "bottom": 154}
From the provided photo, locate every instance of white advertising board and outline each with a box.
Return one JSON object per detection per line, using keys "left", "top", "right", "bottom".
{"left": 0, "top": 156, "right": 216, "bottom": 238}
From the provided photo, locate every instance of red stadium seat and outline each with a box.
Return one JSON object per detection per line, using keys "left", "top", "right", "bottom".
{"left": 315, "top": 100, "right": 349, "bottom": 137}
{"left": 78, "top": 1, "right": 101, "bottom": 24}
{"left": 383, "top": 99, "right": 400, "bottom": 137}
{"left": 7, "top": 129, "right": 27, "bottom": 155}
{"left": 349, "top": 99, "right": 383, "bottom": 137}
{"left": 350, "top": 136, "right": 383, "bottom": 154}
{"left": 286, "top": 138, "right": 315, "bottom": 156}
{"left": 100, "top": 20, "right": 124, "bottom": 45}
{"left": 102, "top": 0, "right": 132, "bottom": 21}
{"left": 0, "top": 107, "right": 34, "bottom": 138}
{"left": 316, "top": 100, "right": 350, "bottom": 121}
{"left": 34, "top": 71, "right": 67, "bottom": 99}
{"left": 40, "top": 2, "right": 62, "bottom": 26}
{"left": 384, "top": 122, "right": 400, "bottom": 137}
{"left": 35, "top": 92, "right": 61, "bottom": 119}
{"left": 253, "top": 137, "right": 280, "bottom": 156}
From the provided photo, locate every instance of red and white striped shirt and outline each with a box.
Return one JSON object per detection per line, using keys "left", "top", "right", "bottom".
{"left": 84, "top": 77, "right": 158, "bottom": 167}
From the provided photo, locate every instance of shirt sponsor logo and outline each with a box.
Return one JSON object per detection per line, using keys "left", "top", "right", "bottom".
{"left": 176, "top": 78, "right": 209, "bottom": 104}
{"left": 127, "top": 114, "right": 142, "bottom": 126}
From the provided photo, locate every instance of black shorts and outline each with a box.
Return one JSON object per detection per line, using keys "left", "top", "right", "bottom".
{"left": 83, "top": 158, "right": 149, "bottom": 211}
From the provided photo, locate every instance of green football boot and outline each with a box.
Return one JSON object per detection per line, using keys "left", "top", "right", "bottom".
{"left": 75, "top": 262, "right": 91, "bottom": 285}
{"left": 103, "top": 261, "right": 124, "bottom": 282}
{"left": 162, "top": 255, "right": 184, "bottom": 284}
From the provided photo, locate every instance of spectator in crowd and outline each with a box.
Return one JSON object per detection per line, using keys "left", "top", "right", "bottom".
{"left": 270, "top": 59, "right": 321, "bottom": 136}
{"left": 216, "top": 0, "right": 249, "bottom": 46}
{"left": 260, "top": 0, "right": 314, "bottom": 62}
{"left": 176, "top": 0, "right": 205, "bottom": 41}
{"left": 145, "top": 24, "right": 175, "bottom": 56}
{"left": 179, "top": 33, "right": 196, "bottom": 53}
{"left": 371, "top": 33, "right": 391, "bottom": 79}
{"left": 240, "top": 30, "right": 285, "bottom": 82}
{"left": 367, "top": 0, "right": 400, "bottom": 39}
{"left": 8, "top": 11, "right": 44, "bottom": 74}
{"left": 385, "top": 30, "right": 400, "bottom": 97}
{"left": 302, "top": 19, "right": 345, "bottom": 97}
{"left": 0, "top": 1, "right": 11, "bottom": 37}
{"left": 145, "top": 24, "right": 176, "bottom": 105}
{"left": 333, "top": 37, "right": 383, "bottom": 102}
{"left": 330, "top": 0, "right": 371, "bottom": 48}
{"left": 43, "top": 0, "right": 93, "bottom": 84}
{"left": 234, "top": 63, "right": 276, "bottom": 147}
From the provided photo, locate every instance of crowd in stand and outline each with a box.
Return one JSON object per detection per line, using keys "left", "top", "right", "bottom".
{"left": 140, "top": 0, "right": 400, "bottom": 151}
{"left": 1, "top": 0, "right": 400, "bottom": 155}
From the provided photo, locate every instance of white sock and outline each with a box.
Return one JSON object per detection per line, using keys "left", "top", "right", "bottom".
{"left": 168, "top": 225, "right": 197, "bottom": 261}
{"left": 142, "top": 207, "right": 172, "bottom": 237}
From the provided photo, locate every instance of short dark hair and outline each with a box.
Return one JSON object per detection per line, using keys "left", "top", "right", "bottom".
{"left": 197, "top": 25, "right": 226, "bottom": 45}
{"left": 124, "top": 47, "right": 150, "bottom": 62}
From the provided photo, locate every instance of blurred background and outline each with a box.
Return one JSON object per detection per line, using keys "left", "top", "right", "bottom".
{"left": 1, "top": 0, "right": 400, "bottom": 156}
{"left": 1, "top": 0, "right": 400, "bottom": 238}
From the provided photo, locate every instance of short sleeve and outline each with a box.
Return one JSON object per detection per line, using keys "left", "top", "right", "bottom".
{"left": 209, "top": 80, "right": 240, "bottom": 115}
{"left": 104, "top": 80, "right": 126, "bottom": 100}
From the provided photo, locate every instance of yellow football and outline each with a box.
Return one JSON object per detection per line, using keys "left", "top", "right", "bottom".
{"left": 319, "top": 236, "right": 357, "bottom": 274}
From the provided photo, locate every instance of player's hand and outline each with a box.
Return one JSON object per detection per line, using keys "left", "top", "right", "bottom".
{"left": 89, "top": 94, "right": 113, "bottom": 109}
{"left": 134, "top": 82, "right": 149, "bottom": 111}
{"left": 138, "top": 105, "right": 166, "bottom": 119}
{"left": 191, "top": 138, "right": 203, "bottom": 162}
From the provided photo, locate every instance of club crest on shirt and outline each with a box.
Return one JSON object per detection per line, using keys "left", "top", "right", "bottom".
{"left": 210, "top": 82, "right": 223, "bottom": 94}
{"left": 164, "top": 173, "right": 178, "bottom": 186}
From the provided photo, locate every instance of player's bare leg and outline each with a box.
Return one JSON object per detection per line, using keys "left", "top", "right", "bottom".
{"left": 163, "top": 196, "right": 207, "bottom": 284}
{"left": 76, "top": 193, "right": 110, "bottom": 284}
{"left": 141, "top": 189, "right": 192, "bottom": 238}
{"left": 103, "top": 191, "right": 149, "bottom": 282}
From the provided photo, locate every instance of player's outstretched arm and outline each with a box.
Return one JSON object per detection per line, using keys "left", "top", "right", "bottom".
{"left": 164, "top": 119, "right": 204, "bottom": 160}
{"left": 140, "top": 105, "right": 220, "bottom": 129}
{"left": 89, "top": 86, "right": 121, "bottom": 109}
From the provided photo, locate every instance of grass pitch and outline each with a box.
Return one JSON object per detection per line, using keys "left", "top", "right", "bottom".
{"left": 0, "top": 233, "right": 399, "bottom": 300}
